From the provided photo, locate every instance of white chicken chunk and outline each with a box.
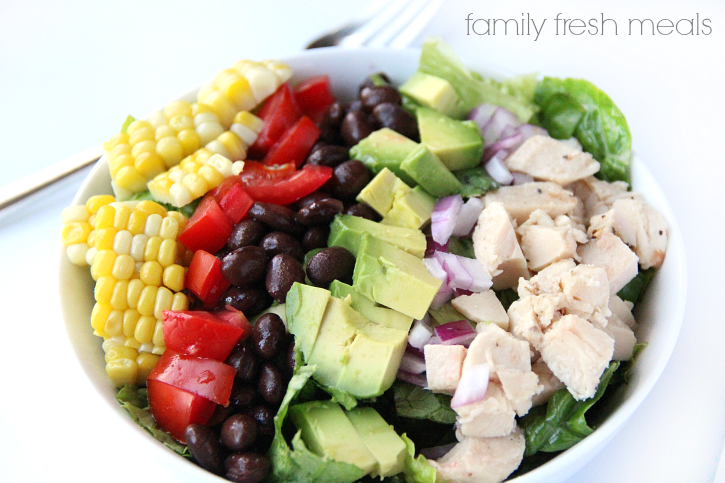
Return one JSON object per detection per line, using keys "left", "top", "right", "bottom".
{"left": 539, "top": 314, "right": 615, "bottom": 400}
{"left": 568, "top": 175, "right": 639, "bottom": 220}
{"left": 483, "top": 181, "right": 580, "bottom": 225}
{"left": 578, "top": 232, "right": 639, "bottom": 294}
{"left": 530, "top": 360, "right": 566, "bottom": 407}
{"left": 505, "top": 135, "right": 601, "bottom": 185}
{"left": 455, "top": 382, "right": 517, "bottom": 438}
{"left": 610, "top": 198, "right": 668, "bottom": 269}
{"left": 609, "top": 295, "right": 636, "bottom": 329}
{"left": 602, "top": 312, "right": 637, "bottom": 361}
{"left": 452, "top": 291, "right": 509, "bottom": 330}
{"left": 424, "top": 344, "right": 468, "bottom": 395}
{"left": 517, "top": 210, "right": 588, "bottom": 271}
{"left": 431, "top": 427, "right": 525, "bottom": 483}
{"left": 472, "top": 201, "right": 530, "bottom": 290}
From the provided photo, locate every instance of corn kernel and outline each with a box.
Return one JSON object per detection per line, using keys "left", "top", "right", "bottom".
{"left": 94, "top": 277, "right": 116, "bottom": 305}
{"left": 104, "top": 345, "right": 138, "bottom": 363}
{"left": 110, "top": 280, "right": 130, "bottom": 310}
{"left": 128, "top": 125, "right": 155, "bottom": 146}
{"left": 134, "top": 315, "right": 156, "bottom": 344}
{"left": 109, "top": 154, "right": 134, "bottom": 178}
{"left": 169, "top": 183, "right": 193, "bottom": 209}
{"left": 66, "top": 243, "right": 90, "bottom": 266}
{"left": 137, "top": 352, "right": 161, "bottom": 385}
{"left": 233, "top": 110, "right": 264, "bottom": 132}
{"left": 162, "top": 265, "right": 185, "bottom": 292}
{"left": 85, "top": 247, "right": 98, "bottom": 266}
{"left": 108, "top": 143, "right": 132, "bottom": 161}
{"left": 129, "top": 234, "right": 148, "bottom": 262}
{"left": 171, "top": 292, "right": 189, "bottom": 311}
{"left": 182, "top": 173, "right": 209, "bottom": 199}
{"left": 159, "top": 216, "right": 180, "bottom": 240}
{"left": 94, "top": 228, "right": 117, "bottom": 251}
{"left": 122, "top": 308, "right": 141, "bottom": 337}
{"left": 158, "top": 238, "right": 179, "bottom": 268}
{"left": 126, "top": 120, "right": 152, "bottom": 135}
{"left": 152, "top": 346, "right": 166, "bottom": 356}
{"left": 147, "top": 110, "right": 169, "bottom": 129}
{"left": 111, "top": 254, "right": 135, "bottom": 280}
{"left": 154, "top": 286, "right": 174, "bottom": 320}
{"left": 139, "top": 342, "right": 154, "bottom": 354}
{"left": 102, "top": 338, "right": 122, "bottom": 353}
{"left": 131, "top": 139, "right": 156, "bottom": 158}
{"left": 205, "top": 153, "right": 234, "bottom": 178}
{"left": 86, "top": 195, "right": 116, "bottom": 214}
{"left": 91, "top": 303, "right": 112, "bottom": 333}
{"left": 152, "top": 320, "right": 165, "bottom": 347}
{"left": 136, "top": 200, "right": 167, "bottom": 218}
{"left": 137, "top": 286, "right": 158, "bottom": 316}
{"left": 61, "top": 221, "right": 91, "bottom": 246}
{"left": 164, "top": 100, "right": 192, "bottom": 119}
{"left": 105, "top": 132, "right": 130, "bottom": 150}
{"left": 126, "top": 279, "right": 144, "bottom": 309}
{"left": 219, "top": 72, "right": 255, "bottom": 111}
{"left": 124, "top": 337, "right": 142, "bottom": 349}
{"left": 155, "top": 124, "right": 177, "bottom": 140}
{"left": 104, "top": 309, "right": 124, "bottom": 337}
{"left": 127, "top": 210, "right": 148, "bottom": 236}
{"left": 94, "top": 205, "right": 116, "bottom": 230}
{"left": 112, "top": 230, "right": 133, "bottom": 255}
{"left": 144, "top": 236, "right": 162, "bottom": 261}
{"left": 91, "top": 250, "right": 117, "bottom": 280}
{"left": 166, "top": 211, "right": 187, "bottom": 230}
{"left": 177, "top": 128, "right": 201, "bottom": 156}
{"left": 196, "top": 120, "right": 225, "bottom": 146}
{"left": 140, "top": 261, "right": 163, "bottom": 286}
{"left": 216, "top": 131, "right": 246, "bottom": 161}
{"left": 134, "top": 151, "right": 166, "bottom": 179}
{"left": 86, "top": 229, "right": 97, "bottom": 247}
{"left": 200, "top": 89, "right": 237, "bottom": 128}
{"left": 156, "top": 136, "right": 184, "bottom": 168}
{"left": 115, "top": 166, "right": 148, "bottom": 193}
{"left": 61, "top": 205, "right": 90, "bottom": 224}
{"left": 192, "top": 102, "right": 214, "bottom": 117}
{"left": 106, "top": 358, "right": 138, "bottom": 387}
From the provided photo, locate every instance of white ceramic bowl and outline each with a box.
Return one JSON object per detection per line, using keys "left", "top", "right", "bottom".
{"left": 58, "top": 47, "right": 687, "bottom": 483}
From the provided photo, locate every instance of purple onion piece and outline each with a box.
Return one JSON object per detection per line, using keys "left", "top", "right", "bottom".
{"left": 431, "top": 195, "right": 464, "bottom": 245}
{"left": 420, "top": 443, "right": 458, "bottom": 461}
{"left": 397, "top": 370, "right": 428, "bottom": 387}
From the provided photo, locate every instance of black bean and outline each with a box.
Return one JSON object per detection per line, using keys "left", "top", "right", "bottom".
{"left": 372, "top": 103, "right": 419, "bottom": 141}
{"left": 302, "top": 225, "right": 330, "bottom": 252}
{"left": 230, "top": 381, "right": 259, "bottom": 409}
{"left": 295, "top": 198, "right": 344, "bottom": 226}
{"left": 305, "top": 145, "right": 350, "bottom": 167}
{"left": 292, "top": 191, "right": 331, "bottom": 211}
{"left": 247, "top": 405, "right": 275, "bottom": 438}
{"left": 326, "top": 160, "right": 372, "bottom": 201}
{"left": 227, "top": 219, "right": 267, "bottom": 251}
{"left": 220, "top": 286, "right": 272, "bottom": 317}
{"left": 345, "top": 203, "right": 381, "bottom": 221}
{"left": 185, "top": 424, "right": 225, "bottom": 475}
{"left": 258, "top": 362, "right": 285, "bottom": 405}
{"left": 221, "top": 414, "right": 258, "bottom": 452}
{"left": 306, "top": 246, "right": 356, "bottom": 287}
{"left": 225, "top": 339, "right": 260, "bottom": 383}
{"left": 347, "top": 99, "right": 363, "bottom": 112}
{"left": 360, "top": 85, "right": 402, "bottom": 112}
{"left": 253, "top": 313, "right": 286, "bottom": 359}
{"left": 206, "top": 404, "right": 235, "bottom": 427}
{"left": 224, "top": 453, "right": 270, "bottom": 483}
{"left": 318, "top": 102, "right": 346, "bottom": 145}
{"left": 221, "top": 247, "right": 269, "bottom": 287}
{"left": 259, "top": 231, "right": 304, "bottom": 261}
{"left": 265, "top": 254, "right": 306, "bottom": 303}
{"left": 341, "top": 110, "right": 375, "bottom": 147}
{"left": 247, "top": 202, "right": 304, "bottom": 236}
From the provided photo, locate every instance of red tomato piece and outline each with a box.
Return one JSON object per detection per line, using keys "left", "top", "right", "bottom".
{"left": 147, "top": 379, "right": 216, "bottom": 443}
{"left": 178, "top": 195, "right": 233, "bottom": 254}
{"left": 148, "top": 350, "right": 236, "bottom": 406}
{"left": 162, "top": 310, "right": 249, "bottom": 361}
{"left": 263, "top": 116, "right": 321, "bottom": 168}
{"left": 248, "top": 82, "right": 301, "bottom": 159}
{"left": 242, "top": 164, "right": 333, "bottom": 206}
{"left": 238, "top": 161, "right": 296, "bottom": 187}
{"left": 185, "top": 250, "right": 231, "bottom": 308}
{"left": 294, "top": 75, "right": 336, "bottom": 123}
{"left": 217, "top": 183, "right": 254, "bottom": 224}
{"left": 212, "top": 305, "right": 253, "bottom": 331}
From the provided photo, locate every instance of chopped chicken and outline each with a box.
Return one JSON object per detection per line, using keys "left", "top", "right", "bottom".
{"left": 431, "top": 427, "right": 525, "bottom": 483}
{"left": 517, "top": 210, "right": 588, "bottom": 271}
{"left": 483, "top": 181, "right": 580, "bottom": 225}
{"left": 452, "top": 291, "right": 509, "bottom": 330}
{"left": 472, "top": 201, "right": 530, "bottom": 290}
{"left": 578, "top": 232, "right": 639, "bottom": 294}
{"left": 609, "top": 295, "right": 636, "bottom": 329}
{"left": 424, "top": 344, "right": 468, "bottom": 395}
{"left": 505, "top": 135, "right": 600, "bottom": 185}
{"left": 568, "top": 175, "right": 641, "bottom": 220}
{"left": 539, "top": 314, "right": 614, "bottom": 400}
{"left": 602, "top": 311, "right": 636, "bottom": 361}
{"left": 455, "top": 382, "right": 517, "bottom": 438}
{"left": 531, "top": 359, "right": 566, "bottom": 407}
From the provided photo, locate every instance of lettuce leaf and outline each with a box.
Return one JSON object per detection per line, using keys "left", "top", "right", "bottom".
{"left": 535, "top": 77, "right": 633, "bottom": 184}
{"left": 401, "top": 434, "right": 437, "bottom": 483}
{"left": 126, "top": 189, "right": 201, "bottom": 218}
{"left": 617, "top": 268, "right": 656, "bottom": 305}
{"left": 393, "top": 381, "right": 457, "bottom": 425}
{"left": 454, "top": 166, "right": 499, "bottom": 198}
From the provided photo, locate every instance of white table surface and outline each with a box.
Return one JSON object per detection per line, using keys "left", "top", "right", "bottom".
{"left": 1, "top": 0, "right": 723, "bottom": 482}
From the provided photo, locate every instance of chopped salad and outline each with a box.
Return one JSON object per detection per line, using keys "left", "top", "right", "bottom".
{"left": 60, "top": 37, "right": 668, "bottom": 483}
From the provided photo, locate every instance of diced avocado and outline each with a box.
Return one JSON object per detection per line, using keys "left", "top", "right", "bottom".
{"left": 329, "top": 280, "right": 414, "bottom": 332}
{"left": 285, "top": 282, "right": 331, "bottom": 362}
{"left": 353, "top": 234, "right": 443, "bottom": 320}
{"left": 328, "top": 214, "right": 426, "bottom": 258}
{"left": 349, "top": 128, "right": 418, "bottom": 186}
{"left": 336, "top": 324, "right": 407, "bottom": 398}
{"left": 346, "top": 407, "right": 408, "bottom": 478}
{"left": 400, "top": 145, "right": 463, "bottom": 197}
{"left": 399, "top": 71, "right": 468, "bottom": 119}
{"left": 356, "top": 168, "right": 411, "bottom": 217}
{"left": 307, "top": 297, "right": 369, "bottom": 387}
{"left": 382, "top": 185, "right": 436, "bottom": 230}
{"left": 288, "top": 400, "right": 377, "bottom": 474}
{"left": 417, "top": 107, "right": 483, "bottom": 171}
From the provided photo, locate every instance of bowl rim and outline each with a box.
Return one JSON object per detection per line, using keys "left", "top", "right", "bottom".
{"left": 58, "top": 45, "right": 687, "bottom": 483}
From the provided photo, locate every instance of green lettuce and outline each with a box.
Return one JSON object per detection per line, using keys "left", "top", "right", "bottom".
{"left": 126, "top": 189, "right": 201, "bottom": 219}
{"left": 535, "top": 77, "right": 633, "bottom": 184}
{"left": 617, "top": 268, "right": 656, "bottom": 305}
{"left": 447, "top": 237, "right": 475, "bottom": 259}
{"left": 454, "top": 166, "right": 499, "bottom": 197}
{"left": 393, "top": 381, "right": 457, "bottom": 425}
{"left": 427, "top": 302, "right": 467, "bottom": 326}
{"left": 401, "top": 434, "right": 437, "bottom": 483}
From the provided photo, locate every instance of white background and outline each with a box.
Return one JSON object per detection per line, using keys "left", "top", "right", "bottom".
{"left": 0, "top": 0, "right": 723, "bottom": 482}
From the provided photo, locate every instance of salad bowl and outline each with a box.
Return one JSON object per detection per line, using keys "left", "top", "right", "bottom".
{"left": 58, "top": 46, "right": 687, "bottom": 483}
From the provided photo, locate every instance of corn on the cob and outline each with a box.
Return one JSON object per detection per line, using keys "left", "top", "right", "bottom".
{"left": 62, "top": 196, "right": 192, "bottom": 387}
{"left": 105, "top": 60, "right": 291, "bottom": 199}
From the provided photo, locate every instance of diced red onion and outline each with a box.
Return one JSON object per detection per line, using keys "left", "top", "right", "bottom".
{"left": 482, "top": 131, "right": 523, "bottom": 162}
{"left": 458, "top": 257, "right": 492, "bottom": 292}
{"left": 482, "top": 107, "right": 522, "bottom": 146}
{"left": 397, "top": 369, "right": 428, "bottom": 387}
{"left": 451, "top": 363, "right": 490, "bottom": 409}
{"left": 435, "top": 320, "right": 477, "bottom": 346}
{"left": 434, "top": 251, "right": 492, "bottom": 293}
{"left": 454, "top": 288, "right": 474, "bottom": 297}
{"left": 467, "top": 103, "right": 498, "bottom": 131}
{"left": 517, "top": 124, "right": 548, "bottom": 142}
{"left": 426, "top": 335, "right": 442, "bottom": 345}
{"left": 425, "top": 236, "right": 449, "bottom": 257}
{"left": 431, "top": 195, "right": 464, "bottom": 245}
{"left": 408, "top": 317, "right": 434, "bottom": 349}
{"left": 512, "top": 172, "right": 535, "bottom": 185}
{"left": 399, "top": 351, "right": 427, "bottom": 374}
{"left": 452, "top": 197, "right": 484, "bottom": 237}
{"left": 423, "top": 256, "right": 454, "bottom": 309}
{"left": 484, "top": 151, "right": 514, "bottom": 185}
{"left": 406, "top": 343, "right": 425, "bottom": 359}
{"left": 430, "top": 284, "right": 454, "bottom": 310}
{"left": 420, "top": 443, "right": 457, "bottom": 460}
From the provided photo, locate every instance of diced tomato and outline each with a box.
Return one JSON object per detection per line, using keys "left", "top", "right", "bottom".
{"left": 248, "top": 83, "right": 301, "bottom": 159}
{"left": 263, "top": 116, "right": 321, "bottom": 168}
{"left": 148, "top": 350, "right": 236, "bottom": 406}
{"left": 238, "top": 161, "right": 296, "bottom": 187}
{"left": 178, "top": 195, "right": 233, "bottom": 254}
{"left": 294, "top": 75, "right": 336, "bottom": 123}
{"left": 212, "top": 305, "right": 252, "bottom": 331}
{"left": 162, "top": 310, "right": 250, "bottom": 361}
{"left": 147, "top": 379, "right": 217, "bottom": 443}
{"left": 185, "top": 250, "right": 230, "bottom": 307}
{"left": 242, "top": 164, "right": 333, "bottom": 206}
{"left": 217, "top": 183, "right": 254, "bottom": 224}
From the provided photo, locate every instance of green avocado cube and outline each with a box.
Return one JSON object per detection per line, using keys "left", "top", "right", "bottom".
{"left": 285, "top": 283, "right": 330, "bottom": 362}
{"left": 399, "top": 71, "right": 468, "bottom": 119}
{"left": 328, "top": 214, "right": 427, "bottom": 258}
{"left": 353, "top": 234, "right": 443, "bottom": 320}
{"left": 356, "top": 167, "right": 411, "bottom": 217}
{"left": 381, "top": 185, "right": 436, "bottom": 230}
{"left": 329, "top": 280, "right": 414, "bottom": 332}
{"left": 400, "top": 145, "right": 463, "bottom": 197}
{"left": 288, "top": 400, "right": 377, "bottom": 475}
{"left": 346, "top": 407, "right": 408, "bottom": 478}
{"left": 349, "top": 128, "right": 418, "bottom": 186}
{"left": 417, "top": 107, "right": 483, "bottom": 171}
